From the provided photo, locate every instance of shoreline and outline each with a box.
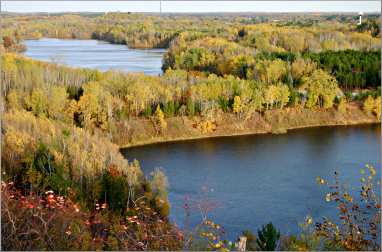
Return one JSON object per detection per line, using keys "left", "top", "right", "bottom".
{"left": 119, "top": 111, "right": 380, "bottom": 149}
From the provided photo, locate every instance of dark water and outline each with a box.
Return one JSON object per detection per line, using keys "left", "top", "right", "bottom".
{"left": 122, "top": 124, "right": 381, "bottom": 239}
{"left": 24, "top": 38, "right": 165, "bottom": 75}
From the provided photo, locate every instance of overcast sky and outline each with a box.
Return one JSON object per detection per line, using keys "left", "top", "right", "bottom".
{"left": 2, "top": 1, "right": 380, "bottom": 13}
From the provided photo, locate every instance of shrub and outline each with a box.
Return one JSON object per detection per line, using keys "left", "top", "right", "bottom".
{"left": 218, "top": 96, "right": 230, "bottom": 113}
{"left": 1, "top": 182, "right": 183, "bottom": 251}
{"left": 363, "top": 95, "right": 375, "bottom": 115}
{"left": 315, "top": 165, "right": 381, "bottom": 251}
{"left": 1, "top": 182, "right": 93, "bottom": 251}
{"left": 337, "top": 97, "right": 347, "bottom": 113}
{"left": 373, "top": 96, "right": 381, "bottom": 119}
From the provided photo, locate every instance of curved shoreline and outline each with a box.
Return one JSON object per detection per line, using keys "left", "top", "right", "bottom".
{"left": 119, "top": 112, "right": 380, "bottom": 149}
{"left": 120, "top": 123, "right": 379, "bottom": 149}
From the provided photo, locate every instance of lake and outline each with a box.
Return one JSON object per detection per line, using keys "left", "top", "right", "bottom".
{"left": 23, "top": 38, "right": 381, "bottom": 240}
{"left": 24, "top": 38, "right": 166, "bottom": 75}
{"left": 122, "top": 124, "right": 381, "bottom": 239}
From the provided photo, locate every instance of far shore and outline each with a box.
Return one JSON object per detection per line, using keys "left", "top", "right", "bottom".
{"left": 118, "top": 104, "right": 380, "bottom": 149}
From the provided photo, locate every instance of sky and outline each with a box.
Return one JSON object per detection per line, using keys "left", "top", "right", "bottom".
{"left": 1, "top": 1, "right": 380, "bottom": 13}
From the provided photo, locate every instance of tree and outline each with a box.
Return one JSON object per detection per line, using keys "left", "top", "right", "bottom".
{"left": 47, "top": 86, "right": 69, "bottom": 120}
{"left": 363, "top": 95, "right": 375, "bottom": 115}
{"left": 250, "top": 86, "right": 265, "bottom": 112}
{"left": 3, "top": 36, "right": 13, "bottom": 48}
{"left": 279, "top": 31, "right": 305, "bottom": 53}
{"left": 25, "top": 88, "right": 48, "bottom": 117}
{"left": 264, "top": 85, "right": 278, "bottom": 110}
{"left": 301, "top": 69, "right": 339, "bottom": 109}
{"left": 255, "top": 59, "right": 287, "bottom": 84}
{"left": 256, "top": 222, "right": 280, "bottom": 251}
{"left": 154, "top": 105, "right": 167, "bottom": 134}
{"left": 232, "top": 95, "right": 243, "bottom": 117}
{"left": 150, "top": 168, "right": 170, "bottom": 216}
{"left": 278, "top": 84, "right": 290, "bottom": 109}
{"left": 77, "top": 82, "right": 111, "bottom": 130}
{"left": 230, "top": 54, "right": 254, "bottom": 79}
{"left": 291, "top": 58, "right": 316, "bottom": 82}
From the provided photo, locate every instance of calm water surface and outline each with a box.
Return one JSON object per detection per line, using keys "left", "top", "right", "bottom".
{"left": 24, "top": 38, "right": 165, "bottom": 75}
{"left": 122, "top": 125, "right": 381, "bottom": 239}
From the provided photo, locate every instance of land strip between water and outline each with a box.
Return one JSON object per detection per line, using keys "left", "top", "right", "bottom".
{"left": 118, "top": 103, "right": 380, "bottom": 149}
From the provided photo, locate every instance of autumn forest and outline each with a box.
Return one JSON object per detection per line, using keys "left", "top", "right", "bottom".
{"left": 1, "top": 12, "right": 381, "bottom": 251}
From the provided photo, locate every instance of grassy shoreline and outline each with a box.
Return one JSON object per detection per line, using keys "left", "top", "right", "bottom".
{"left": 118, "top": 103, "right": 380, "bottom": 149}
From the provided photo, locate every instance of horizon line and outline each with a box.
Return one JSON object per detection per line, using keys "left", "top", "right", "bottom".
{"left": 3, "top": 11, "right": 380, "bottom": 14}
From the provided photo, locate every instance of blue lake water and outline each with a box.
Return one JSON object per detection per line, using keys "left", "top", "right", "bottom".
{"left": 24, "top": 38, "right": 165, "bottom": 75}
{"left": 122, "top": 124, "right": 381, "bottom": 239}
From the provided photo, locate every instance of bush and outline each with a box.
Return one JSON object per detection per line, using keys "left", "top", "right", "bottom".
{"left": 363, "top": 95, "right": 375, "bottom": 115}
{"left": 218, "top": 96, "right": 230, "bottom": 112}
{"left": 337, "top": 98, "right": 347, "bottom": 113}
{"left": 315, "top": 165, "right": 381, "bottom": 251}
{"left": 1, "top": 182, "right": 183, "bottom": 251}
{"left": 374, "top": 96, "right": 381, "bottom": 119}
{"left": 1, "top": 182, "right": 93, "bottom": 251}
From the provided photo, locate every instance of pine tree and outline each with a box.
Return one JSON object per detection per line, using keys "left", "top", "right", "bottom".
{"left": 256, "top": 222, "right": 280, "bottom": 251}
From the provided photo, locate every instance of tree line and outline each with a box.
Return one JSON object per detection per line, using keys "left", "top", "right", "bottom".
{"left": 164, "top": 38, "right": 380, "bottom": 90}
{"left": 3, "top": 53, "right": 380, "bottom": 140}
{"left": 1, "top": 13, "right": 380, "bottom": 52}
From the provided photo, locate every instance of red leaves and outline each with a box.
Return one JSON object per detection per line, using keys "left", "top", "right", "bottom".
{"left": 108, "top": 163, "right": 121, "bottom": 178}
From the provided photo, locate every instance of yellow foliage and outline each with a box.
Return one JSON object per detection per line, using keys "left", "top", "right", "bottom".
{"left": 6, "top": 90, "right": 22, "bottom": 110}
{"left": 154, "top": 105, "right": 167, "bottom": 134}
{"left": 373, "top": 96, "right": 381, "bottom": 120}
{"left": 198, "top": 120, "right": 216, "bottom": 134}
{"left": 301, "top": 69, "right": 339, "bottom": 109}
{"left": 25, "top": 88, "right": 48, "bottom": 117}
{"left": 233, "top": 96, "right": 243, "bottom": 115}
{"left": 363, "top": 95, "right": 375, "bottom": 115}
{"left": 255, "top": 59, "right": 287, "bottom": 84}
{"left": 77, "top": 82, "right": 111, "bottom": 130}
{"left": 2, "top": 110, "right": 139, "bottom": 182}
{"left": 47, "top": 86, "right": 69, "bottom": 120}
{"left": 291, "top": 58, "right": 316, "bottom": 80}
{"left": 337, "top": 98, "right": 347, "bottom": 113}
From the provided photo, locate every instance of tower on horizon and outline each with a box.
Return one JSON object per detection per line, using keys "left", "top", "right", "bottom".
{"left": 358, "top": 12, "right": 363, "bottom": 25}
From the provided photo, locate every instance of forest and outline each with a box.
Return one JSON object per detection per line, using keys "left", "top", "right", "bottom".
{"left": 1, "top": 12, "right": 380, "bottom": 50}
{"left": 1, "top": 12, "right": 381, "bottom": 251}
